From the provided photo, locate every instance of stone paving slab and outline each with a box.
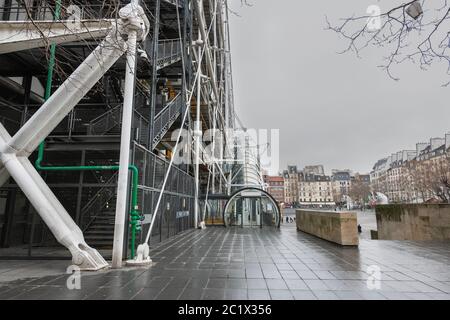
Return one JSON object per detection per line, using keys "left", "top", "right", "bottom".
{"left": 0, "top": 224, "right": 450, "bottom": 300}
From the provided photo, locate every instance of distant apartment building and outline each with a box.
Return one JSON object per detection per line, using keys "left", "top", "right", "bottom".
{"left": 354, "top": 173, "right": 370, "bottom": 184}
{"left": 281, "top": 164, "right": 370, "bottom": 206}
{"left": 331, "top": 170, "right": 352, "bottom": 202}
{"left": 263, "top": 175, "right": 285, "bottom": 204}
{"left": 298, "top": 172, "right": 333, "bottom": 205}
{"left": 371, "top": 133, "right": 450, "bottom": 203}
{"left": 282, "top": 165, "right": 299, "bottom": 205}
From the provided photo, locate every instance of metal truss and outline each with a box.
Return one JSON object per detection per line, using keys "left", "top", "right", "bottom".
{"left": 0, "top": 2, "right": 150, "bottom": 270}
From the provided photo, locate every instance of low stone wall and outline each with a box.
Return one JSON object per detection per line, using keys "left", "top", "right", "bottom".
{"left": 296, "top": 210, "right": 359, "bottom": 246}
{"left": 376, "top": 204, "right": 450, "bottom": 240}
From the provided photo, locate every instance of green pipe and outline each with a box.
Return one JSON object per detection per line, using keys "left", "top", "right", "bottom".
{"left": 35, "top": 0, "right": 140, "bottom": 259}
{"left": 38, "top": 0, "right": 61, "bottom": 165}
{"left": 35, "top": 150, "right": 141, "bottom": 258}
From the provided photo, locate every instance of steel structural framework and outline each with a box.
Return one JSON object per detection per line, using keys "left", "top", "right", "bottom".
{"left": 0, "top": 0, "right": 263, "bottom": 268}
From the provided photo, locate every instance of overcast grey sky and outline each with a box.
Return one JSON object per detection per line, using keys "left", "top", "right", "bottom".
{"left": 228, "top": 0, "right": 450, "bottom": 175}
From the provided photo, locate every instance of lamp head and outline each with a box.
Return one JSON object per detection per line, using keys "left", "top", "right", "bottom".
{"left": 406, "top": 2, "right": 423, "bottom": 20}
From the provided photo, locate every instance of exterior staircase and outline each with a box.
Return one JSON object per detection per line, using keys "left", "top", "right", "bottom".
{"left": 147, "top": 39, "right": 182, "bottom": 71}
{"left": 152, "top": 93, "right": 183, "bottom": 149}
{"left": 88, "top": 104, "right": 122, "bottom": 136}
{"left": 81, "top": 173, "right": 117, "bottom": 248}
{"left": 84, "top": 209, "right": 116, "bottom": 248}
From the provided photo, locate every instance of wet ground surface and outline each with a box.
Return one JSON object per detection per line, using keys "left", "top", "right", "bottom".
{"left": 1, "top": 221, "right": 450, "bottom": 300}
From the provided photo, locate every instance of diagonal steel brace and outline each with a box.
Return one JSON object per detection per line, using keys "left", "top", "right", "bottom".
{"left": 0, "top": 3, "right": 149, "bottom": 270}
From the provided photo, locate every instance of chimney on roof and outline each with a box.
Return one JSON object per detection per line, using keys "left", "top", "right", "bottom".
{"left": 407, "top": 150, "right": 416, "bottom": 161}
{"left": 391, "top": 153, "right": 398, "bottom": 163}
{"left": 416, "top": 143, "right": 428, "bottom": 156}
{"left": 402, "top": 150, "right": 412, "bottom": 162}
{"left": 430, "top": 137, "right": 445, "bottom": 151}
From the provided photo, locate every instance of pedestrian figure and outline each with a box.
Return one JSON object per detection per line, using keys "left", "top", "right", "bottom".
{"left": 358, "top": 224, "right": 362, "bottom": 233}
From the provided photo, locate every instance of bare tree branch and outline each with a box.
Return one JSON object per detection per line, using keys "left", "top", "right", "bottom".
{"left": 326, "top": 1, "right": 450, "bottom": 84}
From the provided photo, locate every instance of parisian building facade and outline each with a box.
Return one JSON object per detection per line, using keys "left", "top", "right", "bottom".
{"left": 276, "top": 165, "right": 370, "bottom": 207}
{"left": 263, "top": 175, "right": 285, "bottom": 205}
{"left": 370, "top": 132, "right": 450, "bottom": 203}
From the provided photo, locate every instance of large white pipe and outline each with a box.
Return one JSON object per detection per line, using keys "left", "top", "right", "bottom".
{"left": 211, "top": 0, "right": 217, "bottom": 194}
{"left": 0, "top": 2, "right": 148, "bottom": 270}
{"left": 1, "top": 153, "right": 75, "bottom": 247}
{"left": 2, "top": 153, "right": 107, "bottom": 269}
{"left": 192, "top": 0, "right": 219, "bottom": 101}
{"left": 19, "top": 157, "right": 84, "bottom": 242}
{"left": 3, "top": 30, "right": 127, "bottom": 157}
{"left": 194, "top": 35, "right": 202, "bottom": 229}
{"left": 112, "top": 22, "right": 138, "bottom": 269}
{"left": 0, "top": 123, "right": 83, "bottom": 240}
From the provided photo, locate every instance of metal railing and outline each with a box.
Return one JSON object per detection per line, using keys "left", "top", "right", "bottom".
{"left": 87, "top": 104, "right": 149, "bottom": 145}
{"left": 152, "top": 93, "right": 183, "bottom": 149}
{"left": 133, "top": 109, "right": 150, "bottom": 146}
{"left": 20, "top": 103, "right": 111, "bottom": 137}
{"left": 152, "top": 39, "right": 182, "bottom": 70}
{"left": 81, "top": 171, "right": 118, "bottom": 231}
{"left": 88, "top": 104, "right": 122, "bottom": 135}
{"left": 132, "top": 142, "right": 195, "bottom": 244}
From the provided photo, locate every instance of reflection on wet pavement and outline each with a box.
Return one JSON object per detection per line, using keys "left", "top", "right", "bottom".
{"left": 0, "top": 224, "right": 449, "bottom": 300}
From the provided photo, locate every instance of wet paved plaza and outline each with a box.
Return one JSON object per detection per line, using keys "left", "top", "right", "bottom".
{"left": 1, "top": 223, "right": 450, "bottom": 300}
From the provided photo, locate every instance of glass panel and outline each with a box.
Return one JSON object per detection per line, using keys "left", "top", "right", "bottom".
{"left": 224, "top": 189, "right": 280, "bottom": 228}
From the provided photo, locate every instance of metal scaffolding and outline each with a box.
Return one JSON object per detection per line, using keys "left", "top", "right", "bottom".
{"left": 0, "top": 0, "right": 266, "bottom": 268}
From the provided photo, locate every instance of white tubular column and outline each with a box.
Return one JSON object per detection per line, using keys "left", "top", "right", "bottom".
{"left": 192, "top": 0, "right": 218, "bottom": 101}
{"left": 0, "top": 31, "right": 126, "bottom": 270}
{"left": 19, "top": 157, "right": 83, "bottom": 240}
{"left": 1, "top": 153, "right": 107, "bottom": 269}
{"left": 194, "top": 34, "right": 204, "bottom": 229}
{"left": 0, "top": 2, "right": 149, "bottom": 270}
{"left": 112, "top": 0, "right": 148, "bottom": 268}
{"left": 1, "top": 122, "right": 106, "bottom": 270}
{"left": 1, "top": 154, "right": 72, "bottom": 239}
{"left": 111, "top": 22, "right": 137, "bottom": 269}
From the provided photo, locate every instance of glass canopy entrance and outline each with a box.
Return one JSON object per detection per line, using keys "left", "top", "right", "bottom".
{"left": 223, "top": 188, "right": 281, "bottom": 228}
